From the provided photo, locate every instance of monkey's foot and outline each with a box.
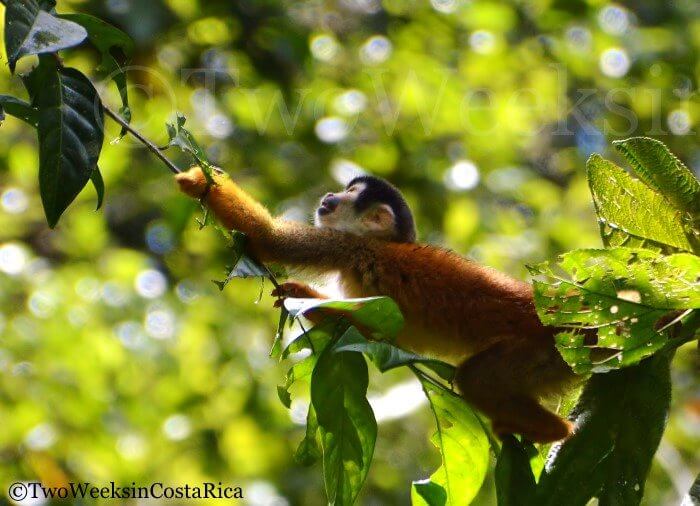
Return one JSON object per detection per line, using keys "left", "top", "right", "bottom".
{"left": 493, "top": 417, "right": 574, "bottom": 444}
{"left": 175, "top": 166, "right": 209, "bottom": 198}
{"left": 272, "top": 281, "right": 324, "bottom": 308}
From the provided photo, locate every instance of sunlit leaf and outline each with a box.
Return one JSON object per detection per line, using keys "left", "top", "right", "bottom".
{"left": 295, "top": 403, "right": 321, "bottom": 467}
{"left": 587, "top": 154, "right": 693, "bottom": 253}
{"left": 531, "top": 247, "right": 700, "bottom": 373}
{"left": 4, "top": 0, "right": 87, "bottom": 72}
{"left": 24, "top": 56, "right": 104, "bottom": 227}
{"left": 613, "top": 137, "right": 700, "bottom": 216}
{"left": 537, "top": 352, "right": 672, "bottom": 506}
{"left": 411, "top": 375, "right": 489, "bottom": 506}
{"left": 311, "top": 343, "right": 376, "bottom": 505}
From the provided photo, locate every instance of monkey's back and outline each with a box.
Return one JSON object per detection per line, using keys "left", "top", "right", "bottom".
{"left": 340, "top": 241, "right": 556, "bottom": 364}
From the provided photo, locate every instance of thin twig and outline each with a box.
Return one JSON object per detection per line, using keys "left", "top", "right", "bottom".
{"left": 103, "top": 105, "right": 181, "bottom": 174}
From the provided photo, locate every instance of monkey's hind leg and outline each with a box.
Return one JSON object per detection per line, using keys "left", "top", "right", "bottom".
{"left": 454, "top": 342, "right": 574, "bottom": 444}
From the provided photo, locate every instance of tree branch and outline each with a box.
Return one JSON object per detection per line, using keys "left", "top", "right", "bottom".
{"left": 103, "top": 105, "right": 181, "bottom": 174}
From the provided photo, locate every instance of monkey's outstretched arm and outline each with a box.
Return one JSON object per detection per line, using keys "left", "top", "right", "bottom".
{"left": 176, "top": 167, "right": 366, "bottom": 269}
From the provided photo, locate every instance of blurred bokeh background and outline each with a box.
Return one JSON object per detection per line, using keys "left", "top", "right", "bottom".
{"left": 0, "top": 0, "right": 698, "bottom": 504}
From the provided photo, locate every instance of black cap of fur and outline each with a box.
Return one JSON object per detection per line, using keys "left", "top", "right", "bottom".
{"left": 347, "top": 175, "right": 416, "bottom": 243}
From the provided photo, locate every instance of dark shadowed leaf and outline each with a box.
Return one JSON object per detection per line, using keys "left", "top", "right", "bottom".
{"left": 411, "top": 375, "right": 489, "bottom": 506}
{"left": 0, "top": 94, "right": 39, "bottom": 126}
{"left": 311, "top": 344, "right": 376, "bottom": 505}
{"left": 536, "top": 352, "right": 672, "bottom": 506}
{"left": 59, "top": 13, "right": 134, "bottom": 135}
{"left": 495, "top": 436, "right": 536, "bottom": 506}
{"left": 4, "top": 0, "right": 87, "bottom": 72}
{"left": 89, "top": 166, "right": 104, "bottom": 210}
{"left": 24, "top": 57, "right": 104, "bottom": 227}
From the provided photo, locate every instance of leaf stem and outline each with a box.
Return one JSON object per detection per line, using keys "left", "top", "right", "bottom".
{"left": 102, "top": 105, "right": 181, "bottom": 174}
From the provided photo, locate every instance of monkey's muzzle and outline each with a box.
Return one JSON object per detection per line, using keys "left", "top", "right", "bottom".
{"left": 317, "top": 194, "right": 340, "bottom": 216}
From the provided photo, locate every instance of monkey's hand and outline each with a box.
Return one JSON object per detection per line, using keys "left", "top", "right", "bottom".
{"left": 272, "top": 281, "right": 326, "bottom": 308}
{"left": 175, "top": 166, "right": 215, "bottom": 199}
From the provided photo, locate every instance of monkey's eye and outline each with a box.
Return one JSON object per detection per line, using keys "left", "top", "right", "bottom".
{"left": 347, "top": 186, "right": 358, "bottom": 193}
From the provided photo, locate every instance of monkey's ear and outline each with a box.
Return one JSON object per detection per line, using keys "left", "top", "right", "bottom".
{"left": 361, "top": 204, "right": 395, "bottom": 234}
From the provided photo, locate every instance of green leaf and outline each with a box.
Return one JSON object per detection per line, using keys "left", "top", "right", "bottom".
{"left": 311, "top": 343, "right": 376, "bottom": 505}
{"left": 295, "top": 403, "right": 321, "bottom": 467}
{"left": 277, "top": 354, "right": 315, "bottom": 408}
{"left": 284, "top": 296, "right": 404, "bottom": 341}
{"left": 411, "top": 375, "right": 490, "bottom": 506}
{"left": 24, "top": 57, "right": 104, "bottom": 227}
{"left": 166, "top": 113, "right": 215, "bottom": 183}
{"left": 536, "top": 351, "right": 672, "bottom": 506}
{"left": 58, "top": 13, "right": 134, "bottom": 136}
{"left": 613, "top": 137, "right": 700, "bottom": 216}
{"left": 495, "top": 436, "right": 536, "bottom": 506}
{"left": 281, "top": 320, "right": 336, "bottom": 359}
{"left": 334, "top": 326, "right": 455, "bottom": 382}
{"left": 0, "top": 94, "right": 39, "bottom": 126}
{"left": 90, "top": 166, "right": 104, "bottom": 210}
{"left": 531, "top": 247, "right": 700, "bottom": 373}
{"left": 4, "top": 0, "right": 87, "bottom": 72}
{"left": 587, "top": 154, "right": 693, "bottom": 253}
{"left": 269, "top": 308, "right": 289, "bottom": 359}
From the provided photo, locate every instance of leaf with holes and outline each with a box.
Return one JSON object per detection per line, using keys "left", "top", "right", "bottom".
{"left": 587, "top": 154, "right": 693, "bottom": 253}
{"left": 311, "top": 343, "right": 376, "bottom": 505}
{"left": 411, "top": 376, "right": 489, "bottom": 506}
{"left": 23, "top": 57, "right": 104, "bottom": 227}
{"left": 536, "top": 352, "right": 672, "bottom": 506}
{"left": 59, "top": 13, "right": 134, "bottom": 135}
{"left": 530, "top": 247, "right": 699, "bottom": 373}
{"left": 4, "top": 0, "right": 87, "bottom": 72}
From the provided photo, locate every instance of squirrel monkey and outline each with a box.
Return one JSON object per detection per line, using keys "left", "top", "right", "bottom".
{"left": 177, "top": 167, "right": 576, "bottom": 443}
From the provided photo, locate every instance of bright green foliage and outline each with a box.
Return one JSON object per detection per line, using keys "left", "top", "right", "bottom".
{"left": 536, "top": 352, "right": 672, "bottom": 506}
{"left": 311, "top": 343, "right": 377, "bottom": 506}
{"left": 495, "top": 436, "right": 537, "bottom": 506}
{"left": 4, "top": 0, "right": 86, "bottom": 71}
{"left": 613, "top": 137, "right": 700, "bottom": 217}
{"left": 411, "top": 374, "right": 490, "bottom": 506}
{"left": 532, "top": 247, "right": 700, "bottom": 373}
{"left": 587, "top": 154, "right": 694, "bottom": 253}
{"left": 23, "top": 55, "right": 104, "bottom": 227}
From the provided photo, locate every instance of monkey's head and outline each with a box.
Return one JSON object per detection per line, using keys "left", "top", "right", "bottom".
{"left": 314, "top": 175, "right": 416, "bottom": 243}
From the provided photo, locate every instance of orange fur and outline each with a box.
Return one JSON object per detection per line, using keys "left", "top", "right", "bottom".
{"left": 177, "top": 166, "right": 577, "bottom": 443}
